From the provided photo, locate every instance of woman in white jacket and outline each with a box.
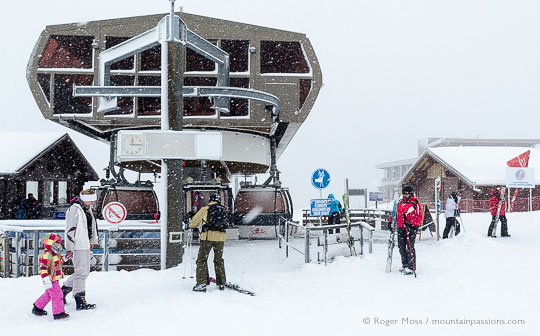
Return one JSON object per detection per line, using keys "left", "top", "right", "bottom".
{"left": 443, "top": 192, "right": 461, "bottom": 239}
{"left": 62, "top": 189, "right": 98, "bottom": 310}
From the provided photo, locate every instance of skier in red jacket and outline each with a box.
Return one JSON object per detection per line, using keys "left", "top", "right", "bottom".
{"left": 396, "top": 185, "right": 423, "bottom": 275}
{"left": 487, "top": 186, "right": 510, "bottom": 237}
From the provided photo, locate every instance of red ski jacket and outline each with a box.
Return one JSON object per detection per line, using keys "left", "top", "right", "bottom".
{"left": 396, "top": 196, "right": 423, "bottom": 228}
{"left": 490, "top": 194, "right": 506, "bottom": 216}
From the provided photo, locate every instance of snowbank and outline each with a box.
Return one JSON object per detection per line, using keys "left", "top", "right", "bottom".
{"left": 1, "top": 211, "right": 538, "bottom": 335}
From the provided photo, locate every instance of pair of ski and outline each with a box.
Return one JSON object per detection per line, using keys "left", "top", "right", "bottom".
{"left": 342, "top": 193, "right": 357, "bottom": 256}
{"left": 207, "top": 277, "right": 255, "bottom": 296}
{"left": 385, "top": 200, "right": 398, "bottom": 273}
{"left": 490, "top": 198, "right": 503, "bottom": 237}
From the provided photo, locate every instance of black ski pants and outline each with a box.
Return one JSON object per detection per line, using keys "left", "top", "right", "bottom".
{"left": 327, "top": 212, "right": 341, "bottom": 234}
{"left": 398, "top": 226, "right": 417, "bottom": 270}
{"left": 442, "top": 217, "right": 460, "bottom": 239}
{"left": 488, "top": 215, "right": 509, "bottom": 237}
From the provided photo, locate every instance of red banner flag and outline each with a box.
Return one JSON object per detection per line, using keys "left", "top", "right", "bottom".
{"left": 507, "top": 150, "right": 530, "bottom": 168}
{"left": 507, "top": 150, "right": 531, "bottom": 212}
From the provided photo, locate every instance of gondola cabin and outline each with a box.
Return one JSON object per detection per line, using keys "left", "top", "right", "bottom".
{"left": 94, "top": 185, "right": 160, "bottom": 221}
{"left": 233, "top": 186, "right": 293, "bottom": 239}
{"left": 183, "top": 183, "right": 233, "bottom": 218}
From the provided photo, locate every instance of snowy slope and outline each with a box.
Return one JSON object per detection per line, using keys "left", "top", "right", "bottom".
{"left": 1, "top": 211, "right": 539, "bottom": 335}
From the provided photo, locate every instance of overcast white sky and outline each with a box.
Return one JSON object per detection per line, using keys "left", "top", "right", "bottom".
{"left": 1, "top": 0, "right": 540, "bottom": 208}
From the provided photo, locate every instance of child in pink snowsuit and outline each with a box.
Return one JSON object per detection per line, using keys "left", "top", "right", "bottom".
{"left": 32, "top": 233, "right": 70, "bottom": 320}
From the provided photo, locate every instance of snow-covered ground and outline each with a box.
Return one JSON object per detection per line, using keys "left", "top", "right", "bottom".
{"left": 1, "top": 211, "right": 539, "bottom": 335}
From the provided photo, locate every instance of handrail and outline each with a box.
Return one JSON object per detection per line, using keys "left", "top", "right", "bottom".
{"left": 277, "top": 219, "right": 377, "bottom": 265}
{"left": 0, "top": 221, "right": 160, "bottom": 278}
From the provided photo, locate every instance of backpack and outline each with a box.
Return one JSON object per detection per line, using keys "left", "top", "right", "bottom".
{"left": 203, "top": 203, "right": 229, "bottom": 232}
{"left": 338, "top": 201, "right": 344, "bottom": 215}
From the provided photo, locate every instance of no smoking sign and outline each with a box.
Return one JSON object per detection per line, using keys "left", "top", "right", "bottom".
{"left": 103, "top": 202, "right": 127, "bottom": 224}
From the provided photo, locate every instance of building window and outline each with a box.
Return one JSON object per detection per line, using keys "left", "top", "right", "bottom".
{"left": 260, "top": 41, "right": 309, "bottom": 74}
{"left": 39, "top": 35, "right": 94, "bottom": 69}
{"left": 141, "top": 45, "right": 161, "bottom": 71}
{"left": 58, "top": 181, "right": 68, "bottom": 204}
{"left": 186, "top": 40, "right": 217, "bottom": 72}
{"left": 53, "top": 74, "right": 93, "bottom": 114}
{"left": 299, "top": 79, "right": 312, "bottom": 109}
{"left": 37, "top": 74, "right": 51, "bottom": 103}
{"left": 221, "top": 40, "right": 249, "bottom": 73}
{"left": 184, "top": 77, "right": 217, "bottom": 116}
{"left": 107, "top": 75, "right": 135, "bottom": 116}
{"left": 137, "top": 76, "right": 161, "bottom": 116}
{"left": 228, "top": 77, "right": 249, "bottom": 117}
{"left": 26, "top": 181, "right": 38, "bottom": 198}
{"left": 105, "top": 36, "right": 135, "bottom": 70}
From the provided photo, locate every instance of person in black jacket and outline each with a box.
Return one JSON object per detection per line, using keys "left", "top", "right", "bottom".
{"left": 24, "top": 193, "right": 41, "bottom": 219}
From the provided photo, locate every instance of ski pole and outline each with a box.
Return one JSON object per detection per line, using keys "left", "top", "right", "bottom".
{"left": 182, "top": 238, "right": 187, "bottom": 279}
{"left": 405, "top": 227, "right": 417, "bottom": 278}
{"left": 182, "top": 229, "right": 191, "bottom": 279}
{"left": 189, "top": 229, "right": 194, "bottom": 278}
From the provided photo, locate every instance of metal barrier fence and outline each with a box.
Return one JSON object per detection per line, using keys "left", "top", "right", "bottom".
{"left": 301, "top": 208, "right": 391, "bottom": 228}
{"left": 0, "top": 220, "right": 161, "bottom": 278}
{"left": 277, "top": 219, "right": 376, "bottom": 265}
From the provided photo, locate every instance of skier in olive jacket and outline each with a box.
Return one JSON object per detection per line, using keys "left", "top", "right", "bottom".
{"left": 189, "top": 193, "right": 228, "bottom": 292}
{"left": 396, "top": 185, "right": 423, "bottom": 275}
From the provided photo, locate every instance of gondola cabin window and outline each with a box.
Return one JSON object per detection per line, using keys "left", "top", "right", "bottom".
{"left": 235, "top": 190, "right": 286, "bottom": 213}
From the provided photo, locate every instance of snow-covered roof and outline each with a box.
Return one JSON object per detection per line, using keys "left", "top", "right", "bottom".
{"left": 0, "top": 132, "right": 67, "bottom": 174}
{"left": 426, "top": 146, "right": 540, "bottom": 185}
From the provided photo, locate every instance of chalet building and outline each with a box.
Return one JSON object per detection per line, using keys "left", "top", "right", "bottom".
{"left": 399, "top": 146, "right": 540, "bottom": 212}
{"left": 377, "top": 138, "right": 540, "bottom": 200}
{"left": 0, "top": 133, "right": 98, "bottom": 219}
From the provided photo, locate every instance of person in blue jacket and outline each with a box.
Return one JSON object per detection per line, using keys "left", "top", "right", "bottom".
{"left": 327, "top": 194, "right": 344, "bottom": 234}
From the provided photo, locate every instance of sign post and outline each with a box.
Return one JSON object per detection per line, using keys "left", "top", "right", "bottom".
{"left": 434, "top": 177, "right": 441, "bottom": 241}
{"left": 311, "top": 168, "right": 331, "bottom": 198}
{"left": 102, "top": 202, "right": 127, "bottom": 224}
{"left": 311, "top": 168, "right": 330, "bottom": 227}
{"left": 506, "top": 167, "right": 535, "bottom": 211}
{"left": 310, "top": 199, "right": 331, "bottom": 217}
{"left": 369, "top": 191, "right": 384, "bottom": 209}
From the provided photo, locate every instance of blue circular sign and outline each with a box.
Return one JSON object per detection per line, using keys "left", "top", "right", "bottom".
{"left": 311, "top": 168, "right": 331, "bottom": 189}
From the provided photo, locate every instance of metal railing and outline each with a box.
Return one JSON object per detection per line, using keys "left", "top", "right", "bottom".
{"left": 301, "top": 208, "right": 391, "bottom": 229}
{"left": 277, "top": 219, "right": 376, "bottom": 265}
{"left": 0, "top": 220, "right": 161, "bottom": 278}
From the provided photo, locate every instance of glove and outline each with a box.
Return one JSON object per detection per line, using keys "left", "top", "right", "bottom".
{"left": 89, "top": 251, "right": 97, "bottom": 267}
{"left": 42, "top": 276, "right": 52, "bottom": 290}
{"left": 454, "top": 209, "right": 460, "bottom": 217}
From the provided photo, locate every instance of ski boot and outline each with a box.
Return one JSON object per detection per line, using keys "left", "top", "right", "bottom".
{"left": 53, "top": 312, "right": 70, "bottom": 320}
{"left": 192, "top": 284, "right": 207, "bottom": 292}
{"left": 32, "top": 304, "right": 47, "bottom": 316}
{"left": 402, "top": 267, "right": 414, "bottom": 275}
{"left": 74, "top": 292, "right": 96, "bottom": 310}
{"left": 398, "top": 266, "right": 405, "bottom": 273}
{"left": 218, "top": 285, "right": 225, "bottom": 291}
{"left": 61, "top": 285, "right": 72, "bottom": 304}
